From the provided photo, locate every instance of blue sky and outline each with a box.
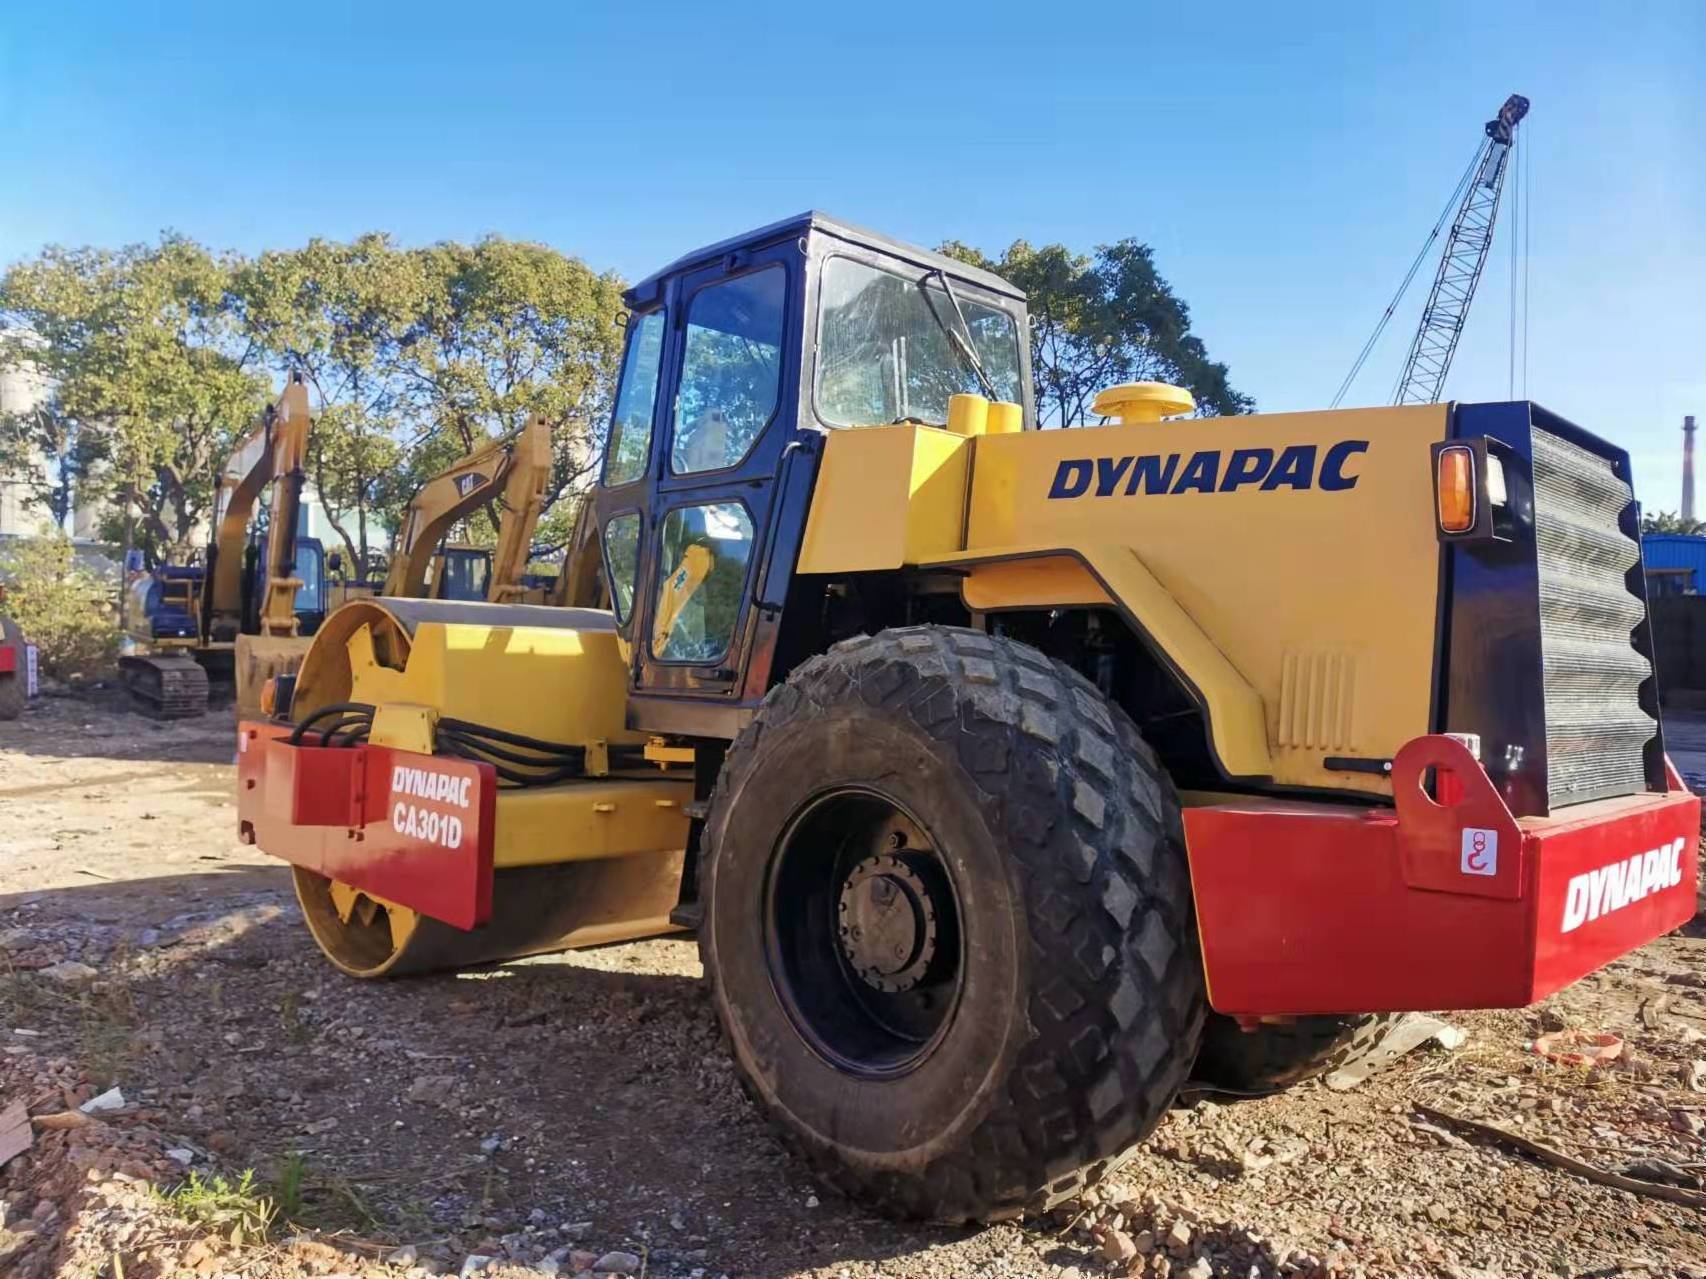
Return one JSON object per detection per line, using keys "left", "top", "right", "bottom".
{"left": 3, "top": 1, "right": 1702, "bottom": 504}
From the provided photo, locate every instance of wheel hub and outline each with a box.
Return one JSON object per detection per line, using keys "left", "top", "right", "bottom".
{"left": 837, "top": 853, "right": 938, "bottom": 992}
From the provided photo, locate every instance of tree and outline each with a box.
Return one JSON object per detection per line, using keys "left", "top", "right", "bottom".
{"left": 231, "top": 235, "right": 417, "bottom": 569}
{"left": 939, "top": 238, "right": 1252, "bottom": 426}
{"left": 0, "top": 376, "right": 100, "bottom": 529}
{"left": 393, "top": 237, "right": 626, "bottom": 543}
{"left": 6, "top": 232, "right": 626, "bottom": 579}
{"left": 0, "top": 236, "right": 268, "bottom": 562}
{"left": 1642, "top": 510, "right": 1705, "bottom": 536}
{"left": 231, "top": 235, "right": 625, "bottom": 572}
{"left": 0, "top": 535, "right": 119, "bottom": 679}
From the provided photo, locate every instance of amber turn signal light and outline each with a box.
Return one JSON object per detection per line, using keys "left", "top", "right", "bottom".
{"left": 1437, "top": 445, "right": 1476, "bottom": 533}
{"left": 258, "top": 677, "right": 277, "bottom": 718}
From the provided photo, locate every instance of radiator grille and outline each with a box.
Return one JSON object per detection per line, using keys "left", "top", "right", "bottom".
{"left": 1530, "top": 426, "right": 1656, "bottom": 806}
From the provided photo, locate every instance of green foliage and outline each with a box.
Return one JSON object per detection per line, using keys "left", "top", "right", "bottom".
{"left": 230, "top": 235, "right": 416, "bottom": 569}
{"left": 3, "top": 232, "right": 625, "bottom": 577}
{"left": 229, "top": 234, "right": 625, "bottom": 571}
{"left": 2, "top": 224, "right": 1245, "bottom": 592}
{"left": 0, "top": 365, "right": 99, "bottom": 528}
{"left": 163, "top": 1169, "right": 278, "bottom": 1246}
{"left": 273, "top": 1152, "right": 308, "bottom": 1220}
{"left": 394, "top": 237, "right": 625, "bottom": 555}
{"left": 1642, "top": 510, "right": 1704, "bottom": 536}
{"left": 939, "top": 238, "right": 1252, "bottom": 425}
{"left": 0, "top": 236, "right": 269, "bottom": 563}
{"left": 0, "top": 535, "right": 119, "bottom": 679}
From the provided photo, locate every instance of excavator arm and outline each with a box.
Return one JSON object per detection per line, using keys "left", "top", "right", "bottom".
{"left": 384, "top": 416, "right": 552, "bottom": 602}
{"left": 552, "top": 494, "right": 607, "bottom": 610}
{"left": 205, "top": 374, "right": 313, "bottom": 642}
{"left": 256, "top": 380, "right": 313, "bottom": 637}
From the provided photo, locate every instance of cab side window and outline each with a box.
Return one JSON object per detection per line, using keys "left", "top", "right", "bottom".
{"left": 672, "top": 267, "right": 785, "bottom": 474}
{"left": 603, "top": 512, "right": 641, "bottom": 622}
{"left": 603, "top": 310, "right": 666, "bottom": 486}
{"left": 651, "top": 502, "right": 754, "bottom": 663}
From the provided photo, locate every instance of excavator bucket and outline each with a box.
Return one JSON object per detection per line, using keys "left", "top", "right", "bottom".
{"left": 234, "top": 633, "right": 311, "bottom": 719}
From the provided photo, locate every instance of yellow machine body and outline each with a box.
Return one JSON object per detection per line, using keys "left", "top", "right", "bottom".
{"left": 280, "top": 597, "right": 691, "bottom": 974}
{"left": 125, "top": 376, "right": 319, "bottom": 720}
{"left": 799, "top": 400, "right": 1450, "bottom": 795}
{"left": 383, "top": 417, "right": 553, "bottom": 603}
{"left": 228, "top": 377, "right": 318, "bottom": 718}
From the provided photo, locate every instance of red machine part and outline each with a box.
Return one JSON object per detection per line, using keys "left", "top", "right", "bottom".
{"left": 236, "top": 721, "right": 495, "bottom": 929}
{"left": 1186, "top": 735, "right": 1699, "bottom": 1015}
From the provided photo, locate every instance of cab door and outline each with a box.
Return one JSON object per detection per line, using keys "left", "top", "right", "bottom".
{"left": 589, "top": 241, "right": 803, "bottom": 732}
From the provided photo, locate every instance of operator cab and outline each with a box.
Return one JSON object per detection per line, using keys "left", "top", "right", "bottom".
{"left": 241, "top": 534, "right": 328, "bottom": 638}
{"left": 428, "top": 545, "right": 493, "bottom": 602}
{"left": 132, "top": 566, "right": 206, "bottom": 642}
{"left": 587, "top": 212, "right": 1032, "bottom": 736}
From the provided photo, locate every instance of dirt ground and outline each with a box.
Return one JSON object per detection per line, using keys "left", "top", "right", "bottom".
{"left": 2, "top": 692, "right": 1706, "bottom": 1279}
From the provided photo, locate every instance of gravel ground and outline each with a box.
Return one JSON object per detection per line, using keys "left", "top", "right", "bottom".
{"left": 2, "top": 691, "right": 1705, "bottom": 1278}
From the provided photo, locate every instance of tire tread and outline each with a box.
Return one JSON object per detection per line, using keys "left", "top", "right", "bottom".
{"left": 699, "top": 625, "right": 1205, "bottom": 1222}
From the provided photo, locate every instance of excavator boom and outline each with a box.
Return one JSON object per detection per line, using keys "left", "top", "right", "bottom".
{"left": 384, "top": 416, "right": 553, "bottom": 601}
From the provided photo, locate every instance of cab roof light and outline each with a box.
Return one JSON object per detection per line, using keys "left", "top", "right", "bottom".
{"left": 1437, "top": 444, "right": 1476, "bottom": 534}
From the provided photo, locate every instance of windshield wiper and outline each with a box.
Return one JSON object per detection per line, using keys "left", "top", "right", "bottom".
{"left": 919, "top": 269, "right": 998, "bottom": 400}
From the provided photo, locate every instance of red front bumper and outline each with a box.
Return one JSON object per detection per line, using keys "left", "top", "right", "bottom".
{"left": 237, "top": 721, "right": 496, "bottom": 929}
{"left": 1186, "top": 735, "right": 1700, "bottom": 1015}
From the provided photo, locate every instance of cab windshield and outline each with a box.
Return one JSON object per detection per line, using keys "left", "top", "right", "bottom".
{"left": 815, "top": 256, "right": 1022, "bottom": 428}
{"left": 435, "top": 548, "right": 492, "bottom": 602}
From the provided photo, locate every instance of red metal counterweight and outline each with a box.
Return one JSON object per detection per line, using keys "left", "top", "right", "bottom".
{"left": 236, "top": 721, "right": 496, "bottom": 929}
{"left": 1186, "top": 735, "right": 1699, "bottom": 1015}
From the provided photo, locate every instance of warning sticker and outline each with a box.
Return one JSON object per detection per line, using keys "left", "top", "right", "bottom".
{"left": 1461, "top": 827, "right": 1498, "bottom": 877}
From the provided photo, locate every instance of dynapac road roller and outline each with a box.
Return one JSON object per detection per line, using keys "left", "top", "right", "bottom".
{"left": 239, "top": 213, "right": 1698, "bottom": 1222}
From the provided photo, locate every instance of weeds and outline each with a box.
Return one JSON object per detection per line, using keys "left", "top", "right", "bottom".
{"left": 162, "top": 1170, "right": 277, "bottom": 1246}
{"left": 258, "top": 1151, "right": 388, "bottom": 1236}
{"left": 273, "top": 1152, "right": 308, "bottom": 1220}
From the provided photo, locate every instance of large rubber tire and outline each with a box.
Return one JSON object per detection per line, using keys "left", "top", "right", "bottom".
{"left": 699, "top": 626, "right": 1205, "bottom": 1223}
{"left": 1193, "top": 1012, "right": 1403, "bottom": 1091}
{"left": 0, "top": 619, "right": 28, "bottom": 721}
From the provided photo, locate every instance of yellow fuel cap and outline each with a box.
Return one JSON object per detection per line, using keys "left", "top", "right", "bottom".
{"left": 1091, "top": 381, "right": 1196, "bottom": 424}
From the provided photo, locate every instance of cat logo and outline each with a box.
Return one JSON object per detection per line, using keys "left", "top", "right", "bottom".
{"left": 454, "top": 472, "right": 488, "bottom": 497}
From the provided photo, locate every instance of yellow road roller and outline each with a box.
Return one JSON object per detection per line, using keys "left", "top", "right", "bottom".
{"left": 239, "top": 212, "right": 1697, "bottom": 1222}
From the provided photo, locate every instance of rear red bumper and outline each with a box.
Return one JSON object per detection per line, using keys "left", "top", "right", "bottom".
{"left": 236, "top": 720, "right": 496, "bottom": 929}
{"left": 1186, "top": 735, "right": 1700, "bottom": 1015}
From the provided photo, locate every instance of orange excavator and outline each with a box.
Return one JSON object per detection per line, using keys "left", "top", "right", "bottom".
{"left": 121, "top": 374, "right": 322, "bottom": 717}
{"left": 382, "top": 416, "right": 553, "bottom": 603}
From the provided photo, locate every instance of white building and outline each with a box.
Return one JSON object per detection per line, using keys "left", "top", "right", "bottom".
{"left": 0, "top": 332, "right": 106, "bottom": 538}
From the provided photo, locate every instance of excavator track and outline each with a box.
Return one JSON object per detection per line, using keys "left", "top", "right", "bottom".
{"left": 119, "top": 653, "right": 209, "bottom": 719}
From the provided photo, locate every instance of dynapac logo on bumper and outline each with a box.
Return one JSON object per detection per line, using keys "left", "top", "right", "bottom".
{"left": 1560, "top": 837, "right": 1687, "bottom": 933}
{"left": 390, "top": 764, "right": 472, "bottom": 850}
{"left": 1048, "top": 440, "right": 1369, "bottom": 499}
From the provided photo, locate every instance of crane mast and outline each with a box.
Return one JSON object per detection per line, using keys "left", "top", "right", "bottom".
{"left": 1393, "top": 93, "right": 1529, "bottom": 404}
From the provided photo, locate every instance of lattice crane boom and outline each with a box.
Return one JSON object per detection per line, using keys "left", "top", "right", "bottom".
{"left": 1393, "top": 93, "right": 1529, "bottom": 405}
